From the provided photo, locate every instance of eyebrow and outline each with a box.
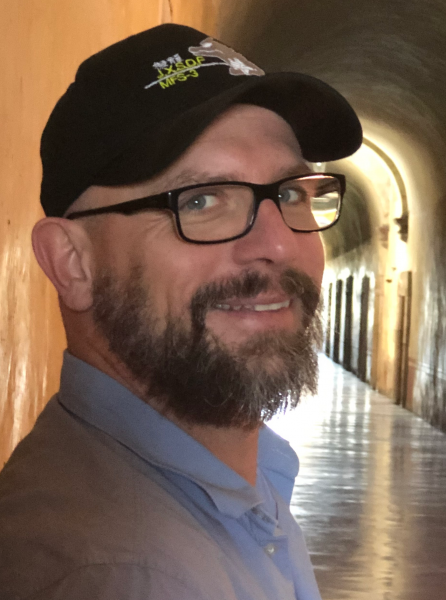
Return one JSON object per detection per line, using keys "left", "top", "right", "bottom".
{"left": 163, "top": 164, "right": 313, "bottom": 189}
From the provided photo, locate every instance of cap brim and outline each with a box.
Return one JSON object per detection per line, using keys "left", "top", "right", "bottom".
{"left": 93, "top": 71, "right": 362, "bottom": 186}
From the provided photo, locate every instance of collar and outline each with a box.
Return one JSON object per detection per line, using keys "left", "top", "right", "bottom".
{"left": 58, "top": 352, "right": 299, "bottom": 518}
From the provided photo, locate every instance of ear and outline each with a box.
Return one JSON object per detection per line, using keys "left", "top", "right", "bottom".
{"left": 32, "top": 218, "right": 94, "bottom": 312}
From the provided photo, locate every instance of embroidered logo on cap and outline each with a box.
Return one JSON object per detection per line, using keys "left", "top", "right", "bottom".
{"left": 188, "top": 38, "right": 264, "bottom": 76}
{"left": 144, "top": 37, "right": 264, "bottom": 90}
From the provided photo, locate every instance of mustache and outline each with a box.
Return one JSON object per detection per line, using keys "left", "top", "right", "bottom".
{"left": 190, "top": 269, "right": 321, "bottom": 330}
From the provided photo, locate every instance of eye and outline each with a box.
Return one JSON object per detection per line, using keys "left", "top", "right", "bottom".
{"left": 181, "top": 193, "right": 219, "bottom": 212}
{"left": 278, "top": 186, "right": 303, "bottom": 204}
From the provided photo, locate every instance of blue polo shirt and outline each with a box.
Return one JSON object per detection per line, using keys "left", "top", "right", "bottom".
{"left": 0, "top": 353, "right": 322, "bottom": 600}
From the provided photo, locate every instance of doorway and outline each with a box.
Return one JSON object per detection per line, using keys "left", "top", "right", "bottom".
{"left": 343, "top": 275, "right": 354, "bottom": 372}
{"left": 358, "top": 276, "right": 370, "bottom": 382}
{"left": 394, "top": 271, "right": 412, "bottom": 406}
{"left": 333, "top": 279, "right": 343, "bottom": 364}
{"left": 325, "top": 283, "right": 333, "bottom": 357}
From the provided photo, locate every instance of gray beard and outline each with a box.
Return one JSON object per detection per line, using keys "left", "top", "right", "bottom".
{"left": 92, "top": 267, "right": 322, "bottom": 430}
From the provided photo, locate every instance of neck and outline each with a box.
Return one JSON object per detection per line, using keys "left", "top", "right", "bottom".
{"left": 66, "top": 339, "right": 260, "bottom": 487}
{"left": 165, "top": 417, "right": 260, "bottom": 486}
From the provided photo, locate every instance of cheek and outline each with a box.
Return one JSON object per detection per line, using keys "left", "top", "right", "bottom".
{"left": 297, "top": 233, "right": 325, "bottom": 287}
{"left": 138, "top": 242, "right": 227, "bottom": 318}
{"left": 90, "top": 225, "right": 133, "bottom": 276}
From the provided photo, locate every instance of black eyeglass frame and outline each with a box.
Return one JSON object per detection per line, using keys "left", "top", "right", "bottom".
{"left": 66, "top": 172, "right": 346, "bottom": 244}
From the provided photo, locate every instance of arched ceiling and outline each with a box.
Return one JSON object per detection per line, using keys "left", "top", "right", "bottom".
{"left": 220, "top": 0, "right": 446, "bottom": 147}
{"left": 219, "top": 0, "right": 446, "bottom": 229}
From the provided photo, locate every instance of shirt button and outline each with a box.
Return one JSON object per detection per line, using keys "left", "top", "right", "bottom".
{"left": 264, "top": 543, "right": 276, "bottom": 556}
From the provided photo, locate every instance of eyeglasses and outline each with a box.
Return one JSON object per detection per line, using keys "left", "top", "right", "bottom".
{"left": 66, "top": 172, "right": 346, "bottom": 244}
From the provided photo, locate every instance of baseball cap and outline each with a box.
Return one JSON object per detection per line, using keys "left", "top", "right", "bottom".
{"left": 40, "top": 23, "right": 362, "bottom": 217}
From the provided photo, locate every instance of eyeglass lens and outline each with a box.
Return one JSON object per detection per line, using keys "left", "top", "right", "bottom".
{"left": 177, "top": 175, "right": 341, "bottom": 242}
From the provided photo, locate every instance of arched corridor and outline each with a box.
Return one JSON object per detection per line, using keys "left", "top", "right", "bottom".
{"left": 270, "top": 355, "right": 446, "bottom": 599}
{"left": 221, "top": 0, "right": 446, "bottom": 435}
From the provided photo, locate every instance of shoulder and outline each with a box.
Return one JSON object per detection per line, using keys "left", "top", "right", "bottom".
{"left": 0, "top": 399, "right": 232, "bottom": 600}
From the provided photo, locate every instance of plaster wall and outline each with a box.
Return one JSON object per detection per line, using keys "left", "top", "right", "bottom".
{"left": 361, "top": 122, "right": 444, "bottom": 419}
{"left": 322, "top": 125, "right": 441, "bottom": 413}
{"left": 0, "top": 0, "right": 219, "bottom": 467}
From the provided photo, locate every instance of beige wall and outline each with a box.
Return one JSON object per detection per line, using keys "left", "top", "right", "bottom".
{"left": 0, "top": 0, "right": 219, "bottom": 467}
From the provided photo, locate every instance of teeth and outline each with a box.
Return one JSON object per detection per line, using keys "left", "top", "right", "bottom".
{"left": 253, "top": 300, "right": 290, "bottom": 311}
{"left": 215, "top": 300, "right": 290, "bottom": 312}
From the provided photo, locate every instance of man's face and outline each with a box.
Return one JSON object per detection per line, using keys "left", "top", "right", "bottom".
{"left": 83, "top": 104, "right": 325, "bottom": 428}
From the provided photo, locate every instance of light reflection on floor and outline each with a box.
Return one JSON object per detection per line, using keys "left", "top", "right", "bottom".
{"left": 268, "top": 354, "right": 446, "bottom": 600}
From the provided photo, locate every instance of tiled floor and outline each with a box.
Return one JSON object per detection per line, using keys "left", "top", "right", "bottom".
{"left": 269, "top": 354, "right": 446, "bottom": 600}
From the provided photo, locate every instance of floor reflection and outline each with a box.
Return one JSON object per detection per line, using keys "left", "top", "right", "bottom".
{"left": 269, "top": 354, "right": 446, "bottom": 600}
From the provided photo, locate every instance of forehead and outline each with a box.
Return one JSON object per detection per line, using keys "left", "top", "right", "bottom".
{"left": 72, "top": 104, "right": 306, "bottom": 212}
{"left": 183, "top": 104, "right": 303, "bottom": 161}
{"left": 156, "top": 104, "right": 306, "bottom": 187}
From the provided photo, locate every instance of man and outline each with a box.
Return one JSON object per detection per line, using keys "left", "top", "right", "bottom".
{"left": 0, "top": 23, "right": 361, "bottom": 600}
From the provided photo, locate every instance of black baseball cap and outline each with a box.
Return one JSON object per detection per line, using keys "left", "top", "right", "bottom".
{"left": 40, "top": 23, "right": 362, "bottom": 217}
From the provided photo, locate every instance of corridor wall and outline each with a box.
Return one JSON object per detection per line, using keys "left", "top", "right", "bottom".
{"left": 0, "top": 0, "right": 219, "bottom": 467}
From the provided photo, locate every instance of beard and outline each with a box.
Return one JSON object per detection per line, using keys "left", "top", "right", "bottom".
{"left": 92, "top": 266, "right": 322, "bottom": 430}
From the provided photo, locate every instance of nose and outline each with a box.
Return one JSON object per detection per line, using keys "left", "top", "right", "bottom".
{"left": 233, "top": 198, "right": 309, "bottom": 267}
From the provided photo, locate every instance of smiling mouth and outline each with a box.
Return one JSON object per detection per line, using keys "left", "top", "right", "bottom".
{"left": 214, "top": 299, "right": 291, "bottom": 312}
